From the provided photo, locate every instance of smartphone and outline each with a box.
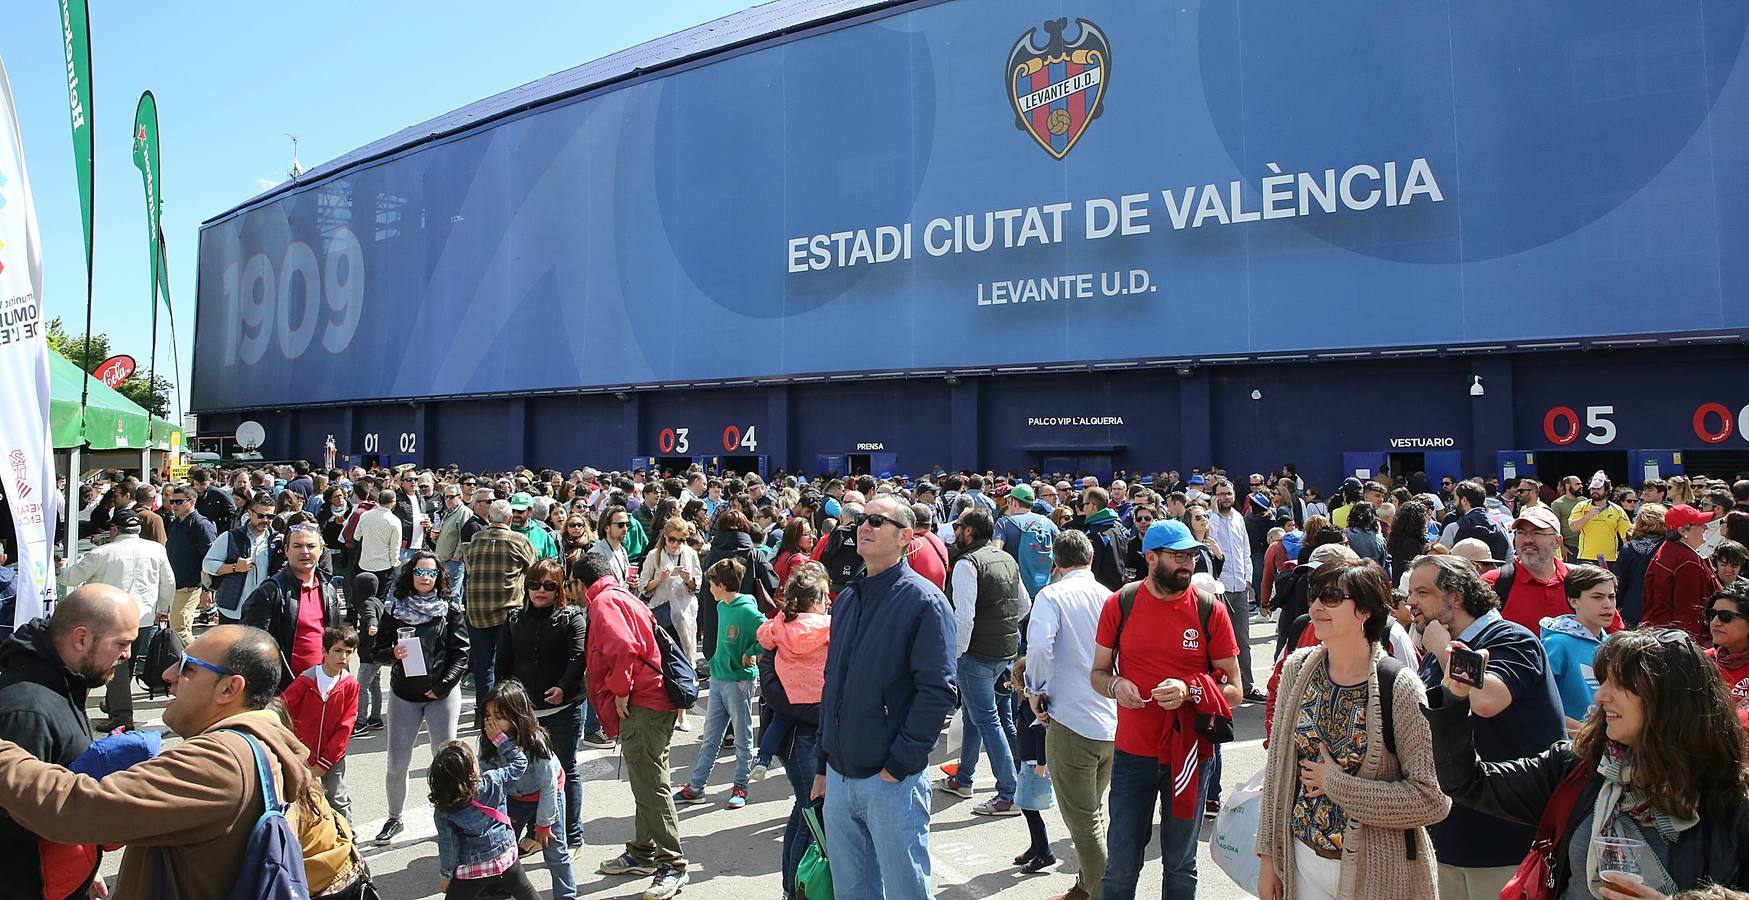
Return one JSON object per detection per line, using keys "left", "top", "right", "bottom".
{"left": 1448, "top": 644, "right": 1486, "bottom": 688}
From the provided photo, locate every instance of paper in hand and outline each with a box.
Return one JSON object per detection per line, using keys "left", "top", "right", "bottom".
{"left": 398, "top": 637, "right": 427, "bottom": 677}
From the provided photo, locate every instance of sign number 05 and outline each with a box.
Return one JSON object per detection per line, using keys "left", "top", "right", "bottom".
{"left": 1543, "top": 405, "right": 1616, "bottom": 446}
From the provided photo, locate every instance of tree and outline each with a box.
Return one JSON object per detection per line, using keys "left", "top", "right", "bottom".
{"left": 45, "top": 317, "right": 173, "bottom": 419}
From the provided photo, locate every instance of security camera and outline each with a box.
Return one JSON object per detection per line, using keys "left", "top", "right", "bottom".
{"left": 1469, "top": 376, "right": 1485, "bottom": 397}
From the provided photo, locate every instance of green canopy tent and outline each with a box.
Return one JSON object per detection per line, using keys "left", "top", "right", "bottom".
{"left": 49, "top": 350, "right": 150, "bottom": 450}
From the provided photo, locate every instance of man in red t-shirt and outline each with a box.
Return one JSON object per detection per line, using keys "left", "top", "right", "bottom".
{"left": 240, "top": 524, "right": 342, "bottom": 692}
{"left": 1091, "top": 519, "right": 1241, "bottom": 900}
{"left": 1488, "top": 508, "right": 1625, "bottom": 633}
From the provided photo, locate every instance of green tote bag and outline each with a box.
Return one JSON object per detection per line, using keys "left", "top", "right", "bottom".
{"left": 796, "top": 801, "right": 834, "bottom": 900}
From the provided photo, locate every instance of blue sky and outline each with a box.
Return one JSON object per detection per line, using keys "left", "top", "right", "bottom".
{"left": 3, "top": 1, "right": 754, "bottom": 420}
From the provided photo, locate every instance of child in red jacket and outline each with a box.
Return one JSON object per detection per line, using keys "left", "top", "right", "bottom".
{"left": 282, "top": 625, "right": 360, "bottom": 820}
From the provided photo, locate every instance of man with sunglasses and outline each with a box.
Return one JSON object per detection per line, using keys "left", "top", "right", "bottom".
{"left": 812, "top": 497, "right": 955, "bottom": 898}
{"left": 202, "top": 493, "right": 279, "bottom": 626}
{"left": 164, "top": 485, "right": 217, "bottom": 646}
{"left": 0, "top": 624, "right": 315, "bottom": 899}
{"left": 241, "top": 525, "right": 343, "bottom": 692}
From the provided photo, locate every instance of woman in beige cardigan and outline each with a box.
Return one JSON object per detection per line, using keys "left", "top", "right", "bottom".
{"left": 1256, "top": 558, "right": 1449, "bottom": 899}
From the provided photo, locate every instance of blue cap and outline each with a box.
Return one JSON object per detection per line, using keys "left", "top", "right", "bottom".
{"left": 1143, "top": 519, "right": 1201, "bottom": 553}
{"left": 1188, "top": 475, "right": 1206, "bottom": 486}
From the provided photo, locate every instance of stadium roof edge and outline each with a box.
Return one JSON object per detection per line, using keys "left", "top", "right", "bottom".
{"left": 203, "top": 0, "right": 910, "bottom": 226}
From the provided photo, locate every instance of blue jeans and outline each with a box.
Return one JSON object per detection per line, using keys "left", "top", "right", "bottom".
{"left": 508, "top": 797, "right": 578, "bottom": 900}
{"left": 1101, "top": 749, "right": 1209, "bottom": 900}
{"left": 777, "top": 725, "right": 820, "bottom": 895}
{"left": 443, "top": 559, "right": 465, "bottom": 610}
{"left": 955, "top": 654, "right": 1018, "bottom": 802}
{"left": 544, "top": 703, "right": 585, "bottom": 846}
{"left": 686, "top": 678, "right": 754, "bottom": 791}
{"left": 468, "top": 623, "right": 502, "bottom": 709}
{"left": 582, "top": 700, "right": 601, "bottom": 735}
{"left": 757, "top": 712, "right": 796, "bottom": 766}
{"left": 823, "top": 767, "right": 931, "bottom": 900}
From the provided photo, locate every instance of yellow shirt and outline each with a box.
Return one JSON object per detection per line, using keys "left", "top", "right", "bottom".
{"left": 1567, "top": 501, "right": 1630, "bottom": 562}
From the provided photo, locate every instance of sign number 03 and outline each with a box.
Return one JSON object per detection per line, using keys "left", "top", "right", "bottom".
{"left": 1542, "top": 406, "right": 1616, "bottom": 446}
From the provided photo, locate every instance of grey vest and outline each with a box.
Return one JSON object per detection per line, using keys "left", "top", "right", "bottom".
{"left": 956, "top": 542, "right": 1022, "bottom": 661}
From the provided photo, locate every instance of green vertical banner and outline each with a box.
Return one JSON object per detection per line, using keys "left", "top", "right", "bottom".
{"left": 131, "top": 91, "right": 160, "bottom": 316}
{"left": 57, "top": 0, "right": 92, "bottom": 269}
{"left": 132, "top": 90, "right": 161, "bottom": 449}
{"left": 57, "top": 0, "right": 96, "bottom": 438}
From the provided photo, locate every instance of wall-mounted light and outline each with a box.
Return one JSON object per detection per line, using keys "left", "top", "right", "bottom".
{"left": 944, "top": 376, "right": 960, "bottom": 386}
{"left": 1469, "top": 375, "right": 1485, "bottom": 398}
{"left": 614, "top": 391, "right": 629, "bottom": 401}
{"left": 1250, "top": 389, "right": 1262, "bottom": 401}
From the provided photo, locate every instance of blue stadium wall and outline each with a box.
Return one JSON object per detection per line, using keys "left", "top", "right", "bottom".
{"left": 192, "top": 0, "right": 1749, "bottom": 486}
{"left": 194, "top": 344, "right": 1749, "bottom": 490}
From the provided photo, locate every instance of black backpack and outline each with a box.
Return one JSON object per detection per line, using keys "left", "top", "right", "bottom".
{"left": 196, "top": 486, "right": 234, "bottom": 535}
{"left": 1110, "top": 582, "right": 1218, "bottom": 674}
{"left": 137, "top": 625, "right": 184, "bottom": 699}
{"left": 816, "top": 524, "right": 865, "bottom": 594}
{"left": 638, "top": 623, "right": 699, "bottom": 710}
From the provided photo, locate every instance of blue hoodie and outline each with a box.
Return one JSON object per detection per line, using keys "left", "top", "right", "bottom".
{"left": 1539, "top": 614, "right": 1605, "bottom": 721}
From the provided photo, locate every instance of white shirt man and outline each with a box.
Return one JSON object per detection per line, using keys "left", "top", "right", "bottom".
{"left": 355, "top": 493, "right": 404, "bottom": 575}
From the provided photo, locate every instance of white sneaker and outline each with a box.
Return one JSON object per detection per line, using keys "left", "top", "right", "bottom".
{"left": 675, "top": 715, "right": 692, "bottom": 733}
{"left": 750, "top": 763, "right": 768, "bottom": 781}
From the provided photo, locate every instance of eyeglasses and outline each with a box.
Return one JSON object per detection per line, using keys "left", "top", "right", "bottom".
{"left": 169, "top": 497, "right": 193, "bottom": 506}
{"left": 531, "top": 580, "right": 562, "bottom": 592}
{"left": 857, "top": 513, "right": 901, "bottom": 530}
{"left": 1313, "top": 587, "right": 1353, "bottom": 607}
{"left": 179, "top": 651, "right": 236, "bottom": 679}
{"left": 608, "top": 520, "right": 628, "bottom": 529}
{"left": 411, "top": 567, "right": 440, "bottom": 578}
{"left": 1706, "top": 608, "right": 1744, "bottom": 625}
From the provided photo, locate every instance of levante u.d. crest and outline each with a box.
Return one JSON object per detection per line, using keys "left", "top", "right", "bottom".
{"left": 1007, "top": 17, "right": 1111, "bottom": 159}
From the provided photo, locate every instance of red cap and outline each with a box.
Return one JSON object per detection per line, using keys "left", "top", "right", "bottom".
{"left": 1664, "top": 504, "right": 1717, "bottom": 530}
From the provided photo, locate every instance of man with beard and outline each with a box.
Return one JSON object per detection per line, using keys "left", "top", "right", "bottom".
{"left": 1090, "top": 520, "right": 1241, "bottom": 900}
{"left": 1566, "top": 473, "right": 1631, "bottom": 565}
{"left": 1548, "top": 475, "right": 1586, "bottom": 560}
{"left": 1406, "top": 554, "right": 1564, "bottom": 900}
{"left": 0, "top": 585, "right": 141, "bottom": 899}
{"left": 1487, "top": 507, "right": 1622, "bottom": 633}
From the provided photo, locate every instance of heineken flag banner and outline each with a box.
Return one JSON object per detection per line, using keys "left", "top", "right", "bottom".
{"left": 131, "top": 91, "right": 161, "bottom": 321}
{"left": 58, "top": 0, "right": 93, "bottom": 274}
{"left": 0, "top": 52, "right": 61, "bottom": 623}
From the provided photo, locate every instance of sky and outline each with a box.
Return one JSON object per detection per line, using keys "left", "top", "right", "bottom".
{"left": 2, "top": 1, "right": 755, "bottom": 423}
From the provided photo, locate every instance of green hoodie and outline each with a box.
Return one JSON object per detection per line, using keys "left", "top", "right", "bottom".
{"left": 710, "top": 593, "right": 765, "bottom": 682}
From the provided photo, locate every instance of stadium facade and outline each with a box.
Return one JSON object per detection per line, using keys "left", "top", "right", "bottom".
{"left": 192, "top": 0, "right": 1749, "bottom": 488}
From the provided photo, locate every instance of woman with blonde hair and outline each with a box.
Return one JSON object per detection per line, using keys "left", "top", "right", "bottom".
{"left": 1614, "top": 503, "right": 1668, "bottom": 627}
{"left": 641, "top": 517, "right": 703, "bottom": 707}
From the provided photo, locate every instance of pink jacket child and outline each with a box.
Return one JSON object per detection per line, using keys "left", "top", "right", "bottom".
{"left": 750, "top": 612, "right": 831, "bottom": 778}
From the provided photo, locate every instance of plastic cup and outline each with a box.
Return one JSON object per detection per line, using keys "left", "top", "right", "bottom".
{"left": 626, "top": 563, "right": 640, "bottom": 584}
{"left": 397, "top": 627, "right": 415, "bottom": 642}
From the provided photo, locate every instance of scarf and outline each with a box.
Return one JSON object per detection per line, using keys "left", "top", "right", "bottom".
{"left": 1716, "top": 645, "right": 1749, "bottom": 671}
{"left": 390, "top": 589, "right": 448, "bottom": 626}
{"left": 1587, "top": 742, "right": 1692, "bottom": 895}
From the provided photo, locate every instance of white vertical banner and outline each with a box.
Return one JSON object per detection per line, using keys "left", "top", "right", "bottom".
{"left": 0, "top": 52, "right": 59, "bottom": 623}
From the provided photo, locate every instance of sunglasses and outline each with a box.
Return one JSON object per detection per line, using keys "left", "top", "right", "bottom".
{"left": 179, "top": 651, "right": 236, "bottom": 679}
{"left": 170, "top": 497, "right": 193, "bottom": 505}
{"left": 1313, "top": 587, "right": 1353, "bottom": 607}
{"left": 411, "top": 567, "right": 440, "bottom": 578}
{"left": 531, "top": 580, "right": 562, "bottom": 592}
{"left": 608, "top": 520, "right": 628, "bottom": 529}
{"left": 1706, "top": 608, "right": 1744, "bottom": 625}
{"left": 857, "top": 513, "right": 901, "bottom": 530}
{"left": 665, "top": 536, "right": 684, "bottom": 544}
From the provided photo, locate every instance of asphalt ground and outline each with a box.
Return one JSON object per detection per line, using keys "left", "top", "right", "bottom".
{"left": 90, "top": 616, "right": 1279, "bottom": 899}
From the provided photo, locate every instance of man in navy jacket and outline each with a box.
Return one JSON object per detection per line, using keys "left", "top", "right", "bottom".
{"left": 813, "top": 496, "right": 956, "bottom": 900}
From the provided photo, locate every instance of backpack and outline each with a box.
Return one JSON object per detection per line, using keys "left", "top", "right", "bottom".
{"left": 638, "top": 622, "right": 699, "bottom": 710}
{"left": 1111, "top": 581, "right": 1218, "bottom": 673}
{"left": 735, "top": 548, "right": 780, "bottom": 617}
{"left": 196, "top": 486, "right": 234, "bottom": 535}
{"left": 816, "top": 525, "right": 865, "bottom": 594}
{"left": 1010, "top": 515, "right": 1055, "bottom": 596}
{"left": 219, "top": 730, "right": 311, "bottom": 900}
{"left": 137, "top": 625, "right": 184, "bottom": 699}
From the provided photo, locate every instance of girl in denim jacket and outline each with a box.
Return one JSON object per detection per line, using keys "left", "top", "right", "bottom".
{"left": 429, "top": 718, "right": 539, "bottom": 900}
{"left": 481, "top": 680, "right": 577, "bottom": 900}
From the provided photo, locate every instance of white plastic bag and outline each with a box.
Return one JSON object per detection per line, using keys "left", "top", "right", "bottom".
{"left": 1210, "top": 767, "right": 1266, "bottom": 895}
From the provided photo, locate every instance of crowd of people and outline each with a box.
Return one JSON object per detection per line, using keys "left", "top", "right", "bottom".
{"left": 2, "top": 459, "right": 1749, "bottom": 899}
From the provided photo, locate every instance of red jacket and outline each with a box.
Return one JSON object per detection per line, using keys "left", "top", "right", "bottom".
{"left": 904, "top": 531, "right": 951, "bottom": 590}
{"left": 280, "top": 667, "right": 359, "bottom": 770}
{"left": 583, "top": 576, "right": 674, "bottom": 738}
{"left": 1641, "top": 538, "right": 1721, "bottom": 642}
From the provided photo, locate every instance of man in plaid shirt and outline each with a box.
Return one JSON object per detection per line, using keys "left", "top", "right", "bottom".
{"left": 462, "top": 499, "right": 535, "bottom": 704}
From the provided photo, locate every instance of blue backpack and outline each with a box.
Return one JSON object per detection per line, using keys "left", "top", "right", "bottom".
{"left": 639, "top": 623, "right": 699, "bottom": 710}
{"left": 222, "top": 729, "right": 311, "bottom": 900}
{"left": 1012, "top": 515, "right": 1056, "bottom": 595}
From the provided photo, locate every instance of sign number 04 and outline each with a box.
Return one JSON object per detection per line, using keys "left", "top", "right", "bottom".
{"left": 1543, "top": 406, "right": 1616, "bottom": 446}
